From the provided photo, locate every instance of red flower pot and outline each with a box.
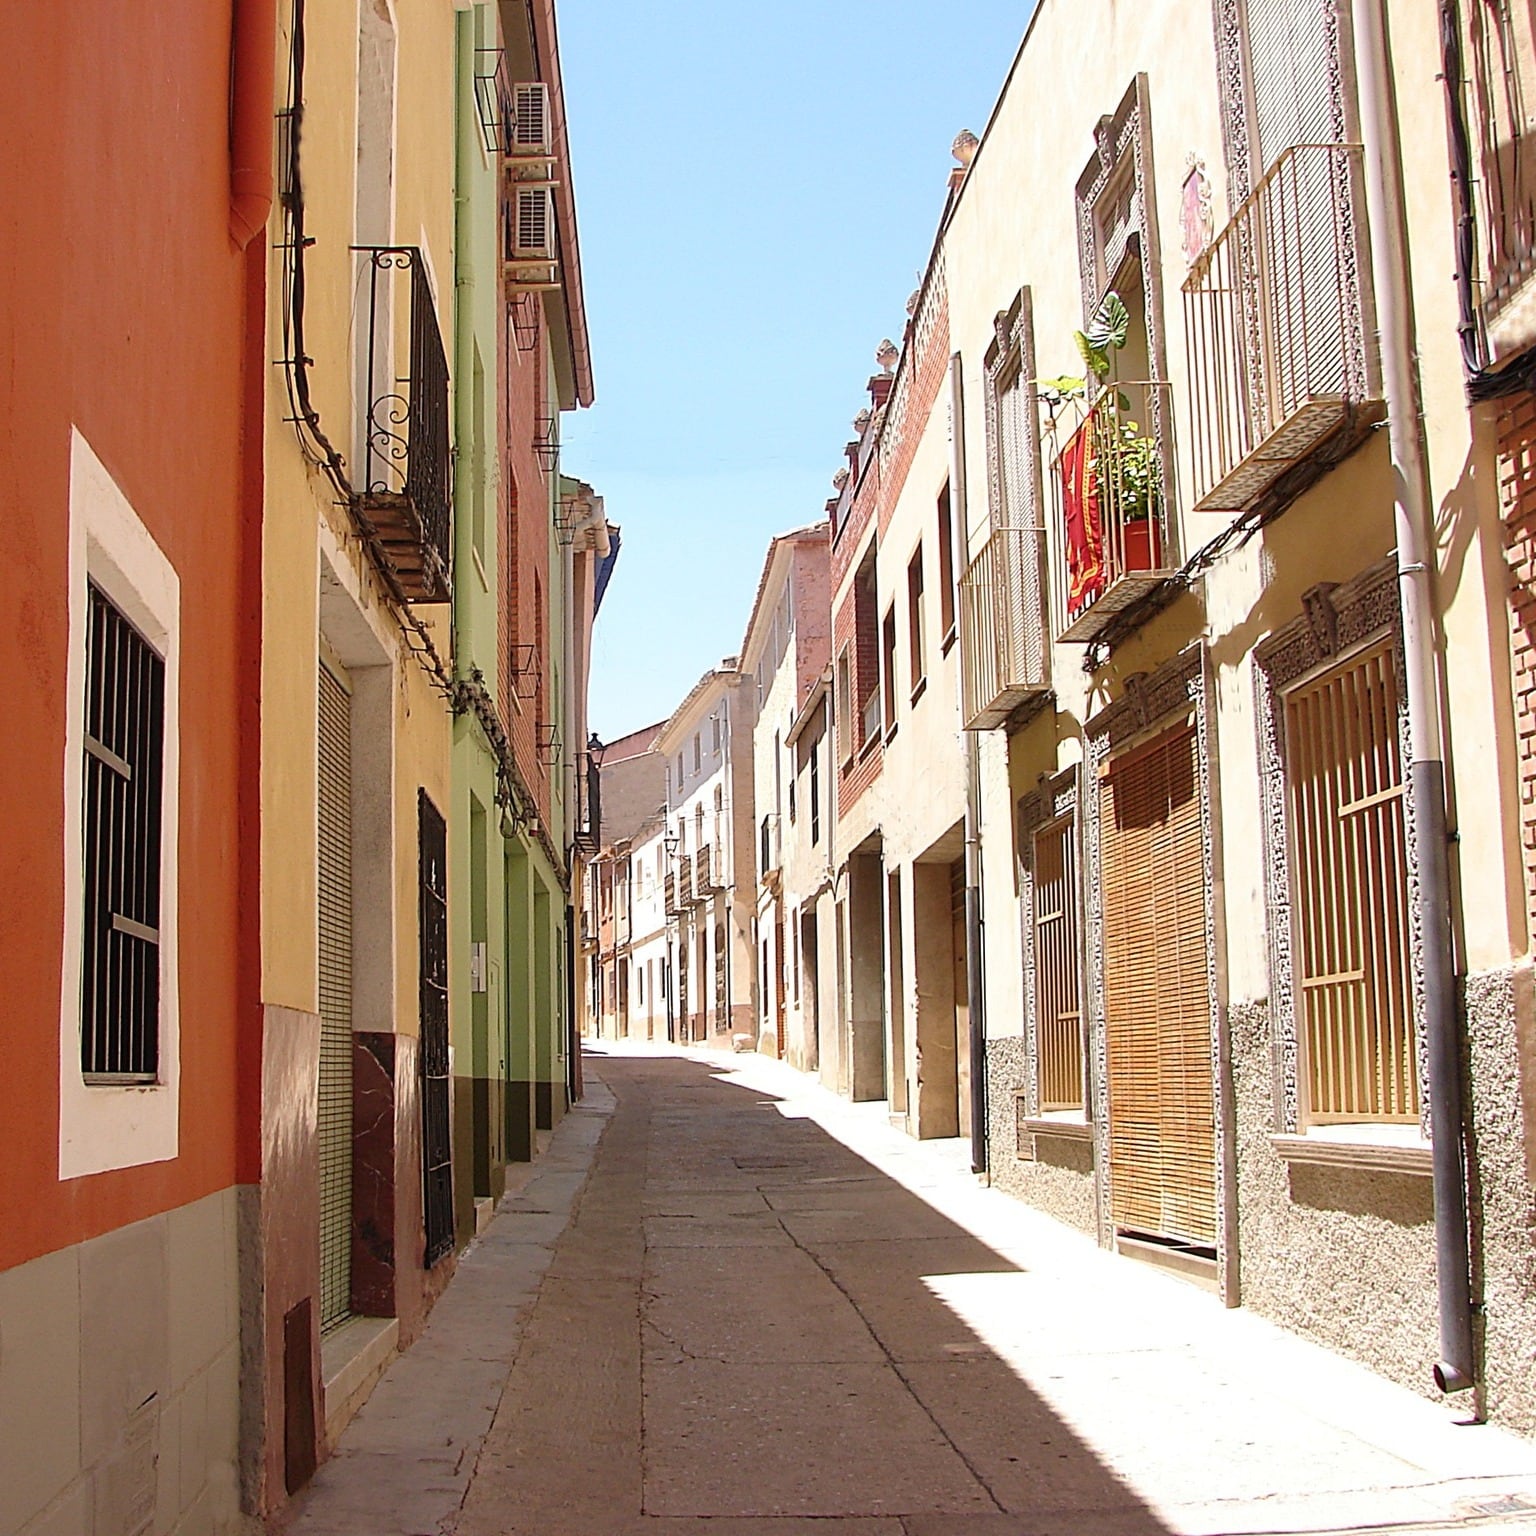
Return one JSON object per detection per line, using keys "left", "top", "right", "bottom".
{"left": 1120, "top": 517, "right": 1160, "bottom": 574}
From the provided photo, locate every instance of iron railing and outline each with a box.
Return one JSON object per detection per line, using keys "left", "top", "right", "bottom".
{"left": 695, "top": 843, "right": 721, "bottom": 894}
{"left": 1183, "top": 144, "right": 1381, "bottom": 515}
{"left": 353, "top": 247, "right": 453, "bottom": 603}
{"left": 1047, "top": 381, "right": 1176, "bottom": 643}
{"left": 958, "top": 526, "right": 1048, "bottom": 730}
{"left": 418, "top": 792, "right": 454, "bottom": 1267}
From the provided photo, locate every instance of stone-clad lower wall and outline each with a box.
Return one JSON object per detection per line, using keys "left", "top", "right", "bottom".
{"left": 984, "top": 1036, "right": 1096, "bottom": 1236}
{"left": 988, "top": 978, "right": 1536, "bottom": 1434}
{"left": 0, "top": 1188, "right": 246, "bottom": 1536}
{"left": 1229, "top": 998, "right": 1440, "bottom": 1396}
{"left": 1232, "top": 978, "right": 1536, "bottom": 1434}
{"left": 1464, "top": 967, "right": 1536, "bottom": 1433}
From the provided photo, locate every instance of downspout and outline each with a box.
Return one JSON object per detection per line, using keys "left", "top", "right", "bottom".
{"left": 948, "top": 354, "right": 988, "bottom": 1175}
{"left": 1350, "top": 0, "right": 1476, "bottom": 1395}
{"left": 228, "top": 0, "right": 276, "bottom": 249}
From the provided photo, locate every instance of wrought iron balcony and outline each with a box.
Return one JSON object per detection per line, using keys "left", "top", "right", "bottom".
{"left": 959, "top": 526, "right": 1048, "bottom": 730}
{"left": 664, "top": 870, "right": 680, "bottom": 917}
{"left": 352, "top": 247, "right": 453, "bottom": 603}
{"left": 1048, "top": 381, "right": 1177, "bottom": 644}
{"left": 1182, "top": 144, "right": 1383, "bottom": 517}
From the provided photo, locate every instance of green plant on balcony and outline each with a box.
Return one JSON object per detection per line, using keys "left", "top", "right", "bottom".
{"left": 1039, "top": 291, "right": 1162, "bottom": 524}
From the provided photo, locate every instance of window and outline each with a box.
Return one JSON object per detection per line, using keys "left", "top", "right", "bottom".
{"left": 61, "top": 431, "right": 182, "bottom": 1180}
{"left": 712, "top": 712, "right": 721, "bottom": 753}
{"left": 676, "top": 752, "right": 684, "bottom": 789}
{"left": 880, "top": 604, "right": 897, "bottom": 735}
{"left": 81, "top": 584, "right": 166, "bottom": 1081}
{"left": 1285, "top": 642, "right": 1416, "bottom": 1123}
{"left": 1033, "top": 817, "right": 1082, "bottom": 1111}
{"left": 809, "top": 733, "right": 821, "bottom": 845}
{"left": 937, "top": 482, "right": 956, "bottom": 642}
{"left": 855, "top": 552, "right": 879, "bottom": 749}
{"left": 836, "top": 647, "right": 853, "bottom": 766}
{"left": 907, "top": 545, "right": 927, "bottom": 698}
{"left": 693, "top": 732, "right": 701, "bottom": 772}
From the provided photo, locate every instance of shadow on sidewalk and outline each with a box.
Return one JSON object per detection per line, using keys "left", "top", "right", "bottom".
{"left": 561, "top": 1045, "right": 1173, "bottom": 1535}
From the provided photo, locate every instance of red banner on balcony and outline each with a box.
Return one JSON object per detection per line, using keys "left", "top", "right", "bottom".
{"left": 1061, "top": 413, "right": 1104, "bottom": 613}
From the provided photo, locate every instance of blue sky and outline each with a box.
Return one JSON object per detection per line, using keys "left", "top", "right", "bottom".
{"left": 558, "top": 2, "right": 1037, "bottom": 742}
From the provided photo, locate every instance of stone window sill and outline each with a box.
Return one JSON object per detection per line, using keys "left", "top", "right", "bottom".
{"left": 1019, "top": 1111, "right": 1092, "bottom": 1141}
{"left": 1271, "top": 1126, "right": 1432, "bottom": 1176}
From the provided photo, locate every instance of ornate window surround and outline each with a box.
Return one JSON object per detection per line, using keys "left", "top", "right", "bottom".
{"left": 1080, "top": 646, "right": 1232, "bottom": 1287}
{"left": 1209, "top": 0, "right": 1358, "bottom": 208}
{"left": 983, "top": 287, "right": 1044, "bottom": 538}
{"left": 1251, "top": 559, "right": 1428, "bottom": 1137}
{"left": 1015, "top": 765, "right": 1084, "bottom": 1121}
{"left": 1073, "top": 74, "right": 1179, "bottom": 568}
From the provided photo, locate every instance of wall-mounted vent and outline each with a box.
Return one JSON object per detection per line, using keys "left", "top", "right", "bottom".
{"left": 509, "top": 82, "right": 551, "bottom": 157}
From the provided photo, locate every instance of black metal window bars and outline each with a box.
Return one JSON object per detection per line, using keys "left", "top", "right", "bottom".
{"left": 353, "top": 247, "right": 453, "bottom": 604}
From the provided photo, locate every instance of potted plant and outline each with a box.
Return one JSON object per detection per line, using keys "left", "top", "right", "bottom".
{"left": 1041, "top": 292, "right": 1163, "bottom": 575}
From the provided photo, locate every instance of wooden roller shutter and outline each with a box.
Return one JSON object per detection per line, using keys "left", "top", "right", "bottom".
{"left": 1100, "top": 722, "right": 1216, "bottom": 1247}
{"left": 1034, "top": 817, "right": 1083, "bottom": 1112}
{"left": 317, "top": 662, "right": 354, "bottom": 1332}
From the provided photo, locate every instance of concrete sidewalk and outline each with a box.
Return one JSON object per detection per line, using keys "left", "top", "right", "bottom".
{"left": 287, "top": 1042, "right": 1536, "bottom": 1536}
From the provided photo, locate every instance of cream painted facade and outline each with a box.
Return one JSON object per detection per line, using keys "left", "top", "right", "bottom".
{"left": 251, "top": 0, "right": 460, "bottom": 1509}
{"left": 808, "top": 0, "right": 1536, "bottom": 1430}
{"left": 655, "top": 668, "right": 757, "bottom": 1044}
{"left": 741, "top": 529, "right": 833, "bottom": 1066}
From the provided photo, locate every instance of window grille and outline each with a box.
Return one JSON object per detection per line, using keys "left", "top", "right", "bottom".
{"left": 1285, "top": 642, "right": 1418, "bottom": 1122}
{"left": 81, "top": 583, "right": 166, "bottom": 1082}
{"left": 1033, "top": 817, "right": 1083, "bottom": 1111}
{"left": 810, "top": 735, "right": 821, "bottom": 844}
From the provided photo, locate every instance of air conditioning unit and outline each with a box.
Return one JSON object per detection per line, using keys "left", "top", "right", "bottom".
{"left": 511, "top": 186, "right": 555, "bottom": 261}
{"left": 508, "top": 82, "right": 551, "bottom": 157}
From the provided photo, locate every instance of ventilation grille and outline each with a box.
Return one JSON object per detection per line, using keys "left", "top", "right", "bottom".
{"left": 509, "top": 82, "right": 551, "bottom": 155}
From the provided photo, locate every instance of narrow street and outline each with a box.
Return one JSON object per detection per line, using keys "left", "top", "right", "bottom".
{"left": 290, "top": 1046, "right": 1536, "bottom": 1536}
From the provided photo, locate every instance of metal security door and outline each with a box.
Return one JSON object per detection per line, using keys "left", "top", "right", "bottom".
{"left": 317, "top": 662, "right": 354, "bottom": 1332}
{"left": 419, "top": 791, "right": 453, "bottom": 1267}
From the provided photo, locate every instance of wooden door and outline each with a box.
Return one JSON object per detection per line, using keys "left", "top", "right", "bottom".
{"left": 1100, "top": 723, "right": 1216, "bottom": 1247}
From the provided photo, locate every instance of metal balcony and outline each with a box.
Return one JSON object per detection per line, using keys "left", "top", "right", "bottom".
{"left": 958, "top": 526, "right": 1048, "bottom": 730}
{"left": 664, "top": 871, "right": 680, "bottom": 917}
{"left": 1182, "top": 144, "right": 1383, "bottom": 517}
{"left": 1048, "top": 382, "right": 1178, "bottom": 644}
{"left": 352, "top": 248, "right": 453, "bottom": 603}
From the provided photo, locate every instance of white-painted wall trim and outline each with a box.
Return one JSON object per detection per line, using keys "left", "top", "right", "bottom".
{"left": 59, "top": 429, "right": 182, "bottom": 1180}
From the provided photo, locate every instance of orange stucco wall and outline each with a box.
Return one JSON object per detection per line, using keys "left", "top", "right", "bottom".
{"left": 0, "top": 1, "right": 258, "bottom": 1270}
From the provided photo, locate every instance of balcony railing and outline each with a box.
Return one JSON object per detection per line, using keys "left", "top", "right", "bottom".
{"left": 1047, "top": 381, "right": 1177, "bottom": 644}
{"left": 1183, "top": 144, "right": 1382, "bottom": 516}
{"left": 353, "top": 248, "right": 453, "bottom": 603}
{"left": 664, "top": 871, "right": 680, "bottom": 917}
{"left": 959, "top": 526, "right": 1048, "bottom": 730}
{"left": 695, "top": 843, "right": 722, "bottom": 895}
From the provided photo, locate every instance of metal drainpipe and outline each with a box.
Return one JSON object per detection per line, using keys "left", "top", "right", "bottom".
{"left": 1350, "top": 0, "right": 1475, "bottom": 1394}
{"left": 948, "top": 354, "right": 989, "bottom": 1175}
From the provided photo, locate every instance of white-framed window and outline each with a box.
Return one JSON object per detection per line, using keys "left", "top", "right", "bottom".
{"left": 59, "top": 430, "right": 182, "bottom": 1179}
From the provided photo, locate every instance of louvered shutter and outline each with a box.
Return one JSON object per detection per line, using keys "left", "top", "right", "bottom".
{"left": 317, "top": 662, "right": 354, "bottom": 1331}
{"left": 1034, "top": 817, "right": 1083, "bottom": 1112}
{"left": 1244, "top": 0, "right": 1350, "bottom": 410}
{"left": 1100, "top": 723, "right": 1216, "bottom": 1247}
{"left": 1247, "top": 0, "right": 1339, "bottom": 168}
